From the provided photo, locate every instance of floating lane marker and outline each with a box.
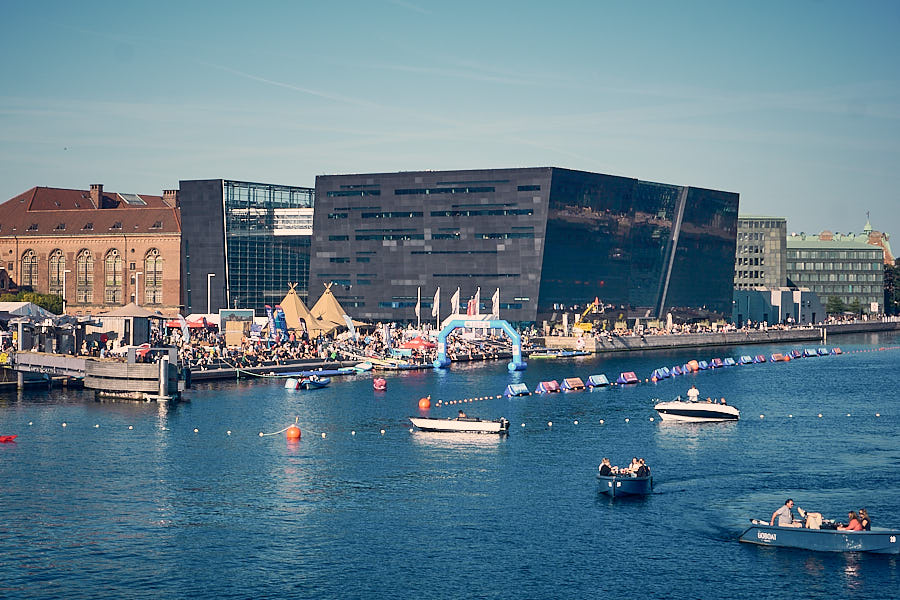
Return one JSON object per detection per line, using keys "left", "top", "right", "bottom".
{"left": 194, "top": 428, "right": 199, "bottom": 433}
{"left": 128, "top": 425, "right": 133, "bottom": 430}
{"left": 62, "top": 422, "right": 67, "bottom": 428}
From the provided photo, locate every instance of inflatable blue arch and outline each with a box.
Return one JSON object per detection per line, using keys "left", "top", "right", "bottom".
{"left": 433, "top": 319, "right": 527, "bottom": 371}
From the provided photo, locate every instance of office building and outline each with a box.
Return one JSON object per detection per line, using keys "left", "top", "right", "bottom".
{"left": 178, "top": 179, "right": 314, "bottom": 315}
{"left": 310, "top": 167, "right": 739, "bottom": 323}
{"left": 734, "top": 216, "right": 787, "bottom": 289}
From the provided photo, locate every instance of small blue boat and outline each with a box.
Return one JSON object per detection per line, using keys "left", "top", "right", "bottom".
{"left": 504, "top": 383, "right": 531, "bottom": 397}
{"left": 587, "top": 374, "right": 610, "bottom": 387}
{"left": 597, "top": 475, "right": 653, "bottom": 497}
{"left": 697, "top": 360, "right": 709, "bottom": 370}
{"left": 738, "top": 355, "right": 753, "bottom": 365}
{"left": 561, "top": 377, "right": 586, "bottom": 391}
{"left": 723, "top": 357, "right": 736, "bottom": 367}
{"left": 299, "top": 376, "right": 331, "bottom": 389}
{"left": 739, "top": 520, "right": 899, "bottom": 554}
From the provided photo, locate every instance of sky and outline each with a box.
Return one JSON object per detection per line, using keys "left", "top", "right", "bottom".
{"left": 2, "top": 0, "right": 899, "bottom": 239}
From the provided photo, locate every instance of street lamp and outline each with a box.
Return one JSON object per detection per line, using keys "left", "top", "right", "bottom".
{"left": 134, "top": 272, "right": 142, "bottom": 306}
{"left": 207, "top": 273, "right": 216, "bottom": 315}
{"left": 62, "top": 269, "right": 72, "bottom": 314}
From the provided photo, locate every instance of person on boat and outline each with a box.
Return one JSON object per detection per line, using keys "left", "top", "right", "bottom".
{"left": 838, "top": 511, "right": 863, "bottom": 531}
{"left": 635, "top": 459, "right": 650, "bottom": 478}
{"left": 771, "top": 498, "right": 800, "bottom": 527}
{"left": 457, "top": 409, "right": 467, "bottom": 419}
{"left": 859, "top": 508, "right": 871, "bottom": 530}
{"left": 720, "top": 397, "right": 727, "bottom": 405}
{"left": 687, "top": 385, "right": 700, "bottom": 402}
{"left": 598, "top": 458, "right": 613, "bottom": 476}
{"left": 626, "top": 457, "right": 640, "bottom": 474}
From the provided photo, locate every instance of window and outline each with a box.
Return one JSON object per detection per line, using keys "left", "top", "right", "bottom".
{"left": 21, "top": 250, "right": 38, "bottom": 288}
{"left": 83, "top": 222, "right": 93, "bottom": 231}
{"left": 76, "top": 250, "right": 93, "bottom": 303}
{"left": 329, "top": 235, "right": 349, "bottom": 241}
{"left": 144, "top": 248, "right": 163, "bottom": 304}
{"left": 49, "top": 250, "right": 65, "bottom": 295}
{"left": 105, "top": 249, "right": 123, "bottom": 303}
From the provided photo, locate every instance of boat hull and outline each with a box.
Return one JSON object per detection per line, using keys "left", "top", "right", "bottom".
{"left": 596, "top": 475, "right": 653, "bottom": 497}
{"left": 654, "top": 401, "right": 740, "bottom": 422}
{"left": 409, "top": 417, "right": 509, "bottom": 434}
{"left": 739, "top": 523, "right": 900, "bottom": 554}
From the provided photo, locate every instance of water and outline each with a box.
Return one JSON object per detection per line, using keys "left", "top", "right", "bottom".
{"left": 1, "top": 332, "right": 898, "bottom": 599}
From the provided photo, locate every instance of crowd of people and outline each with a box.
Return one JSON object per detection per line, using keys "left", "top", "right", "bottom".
{"left": 598, "top": 457, "right": 651, "bottom": 478}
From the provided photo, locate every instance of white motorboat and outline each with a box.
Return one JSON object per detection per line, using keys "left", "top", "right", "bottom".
{"left": 409, "top": 416, "right": 510, "bottom": 434}
{"left": 653, "top": 398, "right": 740, "bottom": 422}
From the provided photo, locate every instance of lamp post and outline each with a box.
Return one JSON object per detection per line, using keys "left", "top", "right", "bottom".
{"left": 207, "top": 273, "right": 216, "bottom": 316}
{"left": 62, "top": 269, "right": 72, "bottom": 314}
{"left": 134, "top": 272, "right": 142, "bottom": 306}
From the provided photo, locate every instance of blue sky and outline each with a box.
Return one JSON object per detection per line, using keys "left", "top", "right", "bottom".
{"left": 2, "top": 0, "right": 899, "bottom": 240}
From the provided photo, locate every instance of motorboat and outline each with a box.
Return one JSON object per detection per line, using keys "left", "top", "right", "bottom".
{"left": 597, "top": 474, "right": 653, "bottom": 497}
{"left": 653, "top": 397, "right": 740, "bottom": 422}
{"left": 409, "top": 416, "right": 510, "bottom": 434}
{"left": 299, "top": 376, "right": 331, "bottom": 389}
{"left": 739, "top": 519, "right": 899, "bottom": 554}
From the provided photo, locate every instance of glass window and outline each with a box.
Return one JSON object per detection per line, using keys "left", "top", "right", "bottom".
{"left": 49, "top": 250, "right": 65, "bottom": 295}
{"left": 21, "top": 250, "right": 38, "bottom": 288}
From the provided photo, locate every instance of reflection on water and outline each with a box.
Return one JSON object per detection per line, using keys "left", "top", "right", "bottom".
{"left": 654, "top": 420, "right": 738, "bottom": 451}
{"left": 410, "top": 430, "right": 506, "bottom": 450}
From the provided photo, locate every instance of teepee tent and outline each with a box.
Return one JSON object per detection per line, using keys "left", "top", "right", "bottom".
{"left": 310, "top": 283, "right": 366, "bottom": 330}
{"left": 279, "top": 283, "right": 336, "bottom": 337}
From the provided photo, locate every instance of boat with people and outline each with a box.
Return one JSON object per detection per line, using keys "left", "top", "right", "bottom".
{"left": 653, "top": 393, "right": 740, "bottom": 422}
{"left": 409, "top": 415, "right": 510, "bottom": 434}
{"left": 597, "top": 474, "right": 653, "bottom": 497}
{"left": 739, "top": 517, "right": 899, "bottom": 554}
{"left": 299, "top": 376, "right": 331, "bottom": 389}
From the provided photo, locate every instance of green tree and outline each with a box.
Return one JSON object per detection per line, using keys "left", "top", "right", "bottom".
{"left": 848, "top": 297, "right": 863, "bottom": 315}
{"left": 885, "top": 261, "right": 900, "bottom": 315}
{"left": 825, "top": 296, "right": 845, "bottom": 315}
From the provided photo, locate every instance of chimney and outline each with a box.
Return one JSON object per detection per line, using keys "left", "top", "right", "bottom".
{"left": 163, "top": 189, "right": 178, "bottom": 206}
{"left": 89, "top": 184, "right": 103, "bottom": 207}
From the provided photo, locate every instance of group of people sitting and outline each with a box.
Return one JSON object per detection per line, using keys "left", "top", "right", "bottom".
{"left": 598, "top": 457, "right": 651, "bottom": 477}
{"left": 770, "top": 498, "right": 871, "bottom": 530}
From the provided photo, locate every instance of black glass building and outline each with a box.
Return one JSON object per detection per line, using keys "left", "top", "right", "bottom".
{"left": 179, "top": 179, "right": 314, "bottom": 315}
{"left": 309, "top": 168, "right": 738, "bottom": 323}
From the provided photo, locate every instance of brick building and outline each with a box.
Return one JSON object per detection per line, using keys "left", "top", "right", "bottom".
{"left": 0, "top": 184, "right": 182, "bottom": 315}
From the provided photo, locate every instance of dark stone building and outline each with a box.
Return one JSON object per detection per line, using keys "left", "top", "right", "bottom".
{"left": 310, "top": 168, "right": 739, "bottom": 324}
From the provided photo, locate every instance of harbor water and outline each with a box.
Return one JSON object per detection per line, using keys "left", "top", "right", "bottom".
{"left": 1, "top": 332, "right": 899, "bottom": 599}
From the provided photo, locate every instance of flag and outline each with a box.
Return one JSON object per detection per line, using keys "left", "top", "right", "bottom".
{"left": 265, "top": 305, "right": 276, "bottom": 340}
{"left": 473, "top": 287, "right": 480, "bottom": 315}
{"left": 431, "top": 287, "right": 440, "bottom": 318}
{"left": 414, "top": 287, "right": 421, "bottom": 320}
{"left": 451, "top": 287, "right": 460, "bottom": 314}
{"left": 491, "top": 288, "right": 500, "bottom": 319}
{"left": 466, "top": 297, "right": 476, "bottom": 316}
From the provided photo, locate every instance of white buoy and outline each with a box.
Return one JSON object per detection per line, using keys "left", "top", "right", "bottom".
{"left": 876, "top": 413, "right": 881, "bottom": 417}
{"left": 409, "top": 428, "right": 413, "bottom": 433}
{"left": 226, "top": 431, "right": 231, "bottom": 435}
{"left": 193, "top": 428, "right": 199, "bottom": 433}
{"left": 258, "top": 432, "right": 264, "bottom": 437}
{"left": 846, "top": 413, "right": 851, "bottom": 417}
{"left": 574, "top": 420, "right": 579, "bottom": 425}
{"left": 625, "top": 418, "right": 629, "bottom": 423}
{"left": 788, "top": 414, "right": 793, "bottom": 418}
{"left": 321, "top": 432, "right": 326, "bottom": 439}
{"left": 818, "top": 413, "right": 823, "bottom": 418}
{"left": 128, "top": 425, "right": 134, "bottom": 430}
{"left": 351, "top": 430, "right": 356, "bottom": 435}
{"left": 599, "top": 419, "right": 605, "bottom": 425}
{"left": 94, "top": 424, "right": 100, "bottom": 428}
{"left": 649, "top": 417, "right": 654, "bottom": 422}
{"left": 28, "top": 422, "right": 33, "bottom": 426}
{"left": 521, "top": 423, "right": 525, "bottom": 427}
{"left": 548, "top": 421, "right": 553, "bottom": 427}
{"left": 380, "top": 429, "right": 385, "bottom": 435}
{"left": 62, "top": 422, "right": 67, "bottom": 427}
{"left": 760, "top": 415, "right": 764, "bottom": 419}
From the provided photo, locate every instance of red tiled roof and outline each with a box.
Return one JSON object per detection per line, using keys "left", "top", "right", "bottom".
{"left": 0, "top": 186, "right": 181, "bottom": 236}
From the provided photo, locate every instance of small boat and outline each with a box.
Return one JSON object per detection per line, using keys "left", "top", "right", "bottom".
{"left": 299, "top": 376, "right": 331, "bottom": 389}
{"left": 653, "top": 397, "right": 740, "bottom": 422}
{"left": 616, "top": 372, "right": 639, "bottom": 385}
{"left": 536, "top": 380, "right": 561, "bottom": 393}
{"left": 710, "top": 358, "right": 724, "bottom": 368}
{"left": 373, "top": 377, "right": 387, "bottom": 391}
{"left": 739, "top": 519, "right": 899, "bottom": 554}
{"left": 697, "top": 360, "right": 709, "bottom": 370}
{"left": 562, "top": 377, "right": 586, "bottom": 391}
{"left": 409, "top": 416, "right": 510, "bottom": 434}
{"left": 597, "top": 474, "right": 653, "bottom": 497}
{"left": 803, "top": 348, "right": 818, "bottom": 357}
{"left": 831, "top": 347, "right": 843, "bottom": 355}
{"left": 817, "top": 347, "right": 829, "bottom": 356}
{"left": 529, "top": 350, "right": 590, "bottom": 359}
{"left": 0, "top": 435, "right": 17, "bottom": 443}
{"left": 354, "top": 362, "right": 374, "bottom": 372}
{"left": 504, "top": 383, "right": 531, "bottom": 397}
{"left": 586, "top": 374, "right": 610, "bottom": 388}
{"left": 753, "top": 354, "right": 766, "bottom": 363}
{"left": 723, "top": 357, "right": 736, "bottom": 367}
{"left": 738, "top": 355, "right": 753, "bottom": 365}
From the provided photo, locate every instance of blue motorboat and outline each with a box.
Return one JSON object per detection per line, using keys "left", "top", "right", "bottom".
{"left": 597, "top": 474, "right": 653, "bottom": 497}
{"left": 299, "top": 376, "right": 331, "bottom": 389}
{"left": 504, "top": 383, "right": 531, "bottom": 397}
{"left": 587, "top": 374, "right": 610, "bottom": 387}
{"left": 739, "top": 520, "right": 899, "bottom": 554}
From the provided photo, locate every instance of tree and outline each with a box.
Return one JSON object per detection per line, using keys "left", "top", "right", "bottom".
{"left": 848, "top": 297, "right": 863, "bottom": 316}
{"left": 825, "top": 296, "right": 845, "bottom": 315}
{"left": 885, "top": 260, "right": 900, "bottom": 316}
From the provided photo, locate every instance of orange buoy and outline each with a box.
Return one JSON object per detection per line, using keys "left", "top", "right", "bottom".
{"left": 286, "top": 425, "right": 301, "bottom": 440}
{"left": 418, "top": 396, "right": 431, "bottom": 409}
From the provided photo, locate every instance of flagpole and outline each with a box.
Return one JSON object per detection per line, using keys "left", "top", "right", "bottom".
{"left": 416, "top": 286, "right": 421, "bottom": 331}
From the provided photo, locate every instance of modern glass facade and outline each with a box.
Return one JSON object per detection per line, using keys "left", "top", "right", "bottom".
{"left": 179, "top": 179, "right": 314, "bottom": 315}
{"left": 310, "top": 168, "right": 739, "bottom": 323}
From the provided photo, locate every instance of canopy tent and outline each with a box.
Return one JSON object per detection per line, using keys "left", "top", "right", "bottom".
{"left": 278, "top": 283, "right": 336, "bottom": 337}
{"left": 0, "top": 301, "right": 55, "bottom": 319}
{"left": 399, "top": 336, "right": 436, "bottom": 350}
{"left": 310, "top": 283, "right": 367, "bottom": 330}
{"left": 97, "top": 302, "right": 164, "bottom": 319}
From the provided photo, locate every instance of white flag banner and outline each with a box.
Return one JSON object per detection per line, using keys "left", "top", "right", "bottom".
{"left": 491, "top": 288, "right": 500, "bottom": 319}
{"left": 415, "top": 287, "right": 421, "bottom": 319}
{"left": 473, "top": 287, "right": 481, "bottom": 315}
{"left": 431, "top": 287, "right": 440, "bottom": 318}
{"left": 450, "top": 287, "right": 460, "bottom": 314}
